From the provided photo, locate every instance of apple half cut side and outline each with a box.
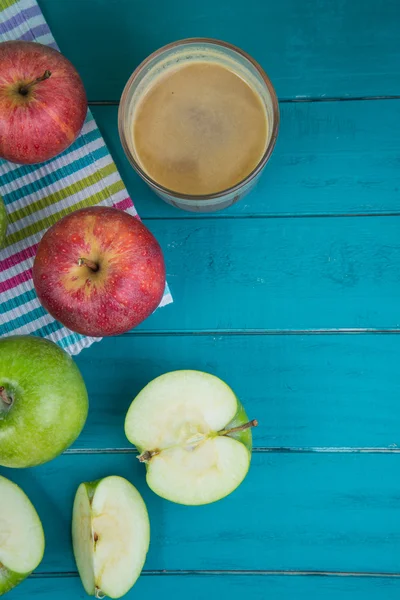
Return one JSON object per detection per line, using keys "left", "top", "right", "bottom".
{"left": 0, "top": 475, "right": 45, "bottom": 596}
{"left": 72, "top": 476, "right": 150, "bottom": 599}
{"left": 124, "top": 370, "right": 258, "bottom": 506}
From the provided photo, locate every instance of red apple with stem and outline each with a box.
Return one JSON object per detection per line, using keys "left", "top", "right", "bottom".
{"left": 0, "top": 41, "right": 87, "bottom": 164}
{"left": 33, "top": 207, "right": 166, "bottom": 336}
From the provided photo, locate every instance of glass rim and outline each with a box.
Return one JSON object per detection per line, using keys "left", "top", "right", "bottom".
{"left": 118, "top": 37, "right": 280, "bottom": 202}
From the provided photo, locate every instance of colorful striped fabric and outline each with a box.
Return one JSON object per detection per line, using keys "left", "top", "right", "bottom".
{"left": 0, "top": 0, "right": 172, "bottom": 355}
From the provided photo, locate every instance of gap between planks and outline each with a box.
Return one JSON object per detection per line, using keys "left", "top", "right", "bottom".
{"left": 31, "top": 569, "right": 400, "bottom": 580}
{"left": 122, "top": 329, "right": 400, "bottom": 337}
{"left": 88, "top": 95, "right": 400, "bottom": 106}
{"left": 143, "top": 213, "right": 400, "bottom": 220}
{"left": 89, "top": 99, "right": 400, "bottom": 220}
{"left": 64, "top": 447, "right": 400, "bottom": 455}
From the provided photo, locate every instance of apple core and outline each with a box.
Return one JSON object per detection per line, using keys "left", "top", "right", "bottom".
{"left": 125, "top": 370, "right": 258, "bottom": 505}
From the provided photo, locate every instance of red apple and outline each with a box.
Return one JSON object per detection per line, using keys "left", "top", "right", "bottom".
{"left": 0, "top": 41, "right": 87, "bottom": 164}
{"left": 32, "top": 207, "right": 166, "bottom": 336}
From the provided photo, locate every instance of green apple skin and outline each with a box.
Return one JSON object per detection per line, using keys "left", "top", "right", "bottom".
{"left": 0, "top": 195, "right": 7, "bottom": 248}
{"left": 72, "top": 479, "right": 104, "bottom": 597}
{"left": 81, "top": 479, "right": 99, "bottom": 507}
{"left": 223, "top": 398, "right": 253, "bottom": 452}
{"left": 206, "top": 398, "right": 254, "bottom": 504}
{"left": 0, "top": 335, "right": 88, "bottom": 468}
{"left": 0, "top": 566, "right": 27, "bottom": 596}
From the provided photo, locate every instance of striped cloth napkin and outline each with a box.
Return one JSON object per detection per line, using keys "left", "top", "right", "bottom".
{"left": 0, "top": 0, "right": 172, "bottom": 355}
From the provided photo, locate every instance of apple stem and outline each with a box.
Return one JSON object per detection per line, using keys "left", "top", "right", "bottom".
{"left": 137, "top": 450, "right": 159, "bottom": 463}
{"left": 19, "top": 70, "right": 52, "bottom": 96}
{"left": 0, "top": 386, "right": 12, "bottom": 406}
{"left": 78, "top": 257, "right": 99, "bottom": 272}
{"left": 219, "top": 419, "right": 258, "bottom": 436}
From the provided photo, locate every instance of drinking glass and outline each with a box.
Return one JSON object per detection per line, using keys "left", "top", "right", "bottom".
{"left": 119, "top": 38, "right": 280, "bottom": 212}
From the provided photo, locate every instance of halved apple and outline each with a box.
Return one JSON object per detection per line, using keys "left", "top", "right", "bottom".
{"left": 72, "top": 476, "right": 150, "bottom": 599}
{"left": 0, "top": 475, "right": 45, "bottom": 596}
{"left": 124, "top": 370, "right": 257, "bottom": 505}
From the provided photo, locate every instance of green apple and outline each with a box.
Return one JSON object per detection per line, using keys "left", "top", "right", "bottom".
{"left": 72, "top": 476, "right": 150, "bottom": 599}
{"left": 0, "top": 335, "right": 88, "bottom": 468}
{"left": 124, "top": 370, "right": 257, "bottom": 505}
{"left": 0, "top": 195, "right": 7, "bottom": 248}
{"left": 0, "top": 475, "right": 45, "bottom": 595}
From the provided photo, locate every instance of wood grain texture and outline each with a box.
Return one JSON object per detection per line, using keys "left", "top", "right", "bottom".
{"left": 2, "top": 453, "right": 400, "bottom": 573}
{"left": 125, "top": 216, "right": 400, "bottom": 331}
{"left": 38, "top": 0, "right": 400, "bottom": 100}
{"left": 91, "top": 101, "right": 400, "bottom": 219}
{"left": 9, "top": 574, "right": 400, "bottom": 600}
{"left": 8, "top": 1, "right": 400, "bottom": 597}
{"left": 70, "top": 334, "right": 400, "bottom": 450}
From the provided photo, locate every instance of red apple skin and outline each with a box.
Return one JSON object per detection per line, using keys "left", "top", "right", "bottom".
{"left": 32, "top": 207, "right": 166, "bottom": 336}
{"left": 0, "top": 41, "right": 87, "bottom": 164}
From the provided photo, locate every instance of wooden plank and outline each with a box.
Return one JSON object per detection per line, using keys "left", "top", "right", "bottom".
{"left": 124, "top": 216, "right": 400, "bottom": 332}
{"left": 10, "top": 574, "right": 400, "bottom": 600}
{"left": 38, "top": 0, "right": 400, "bottom": 100}
{"left": 92, "top": 101, "right": 400, "bottom": 219}
{"left": 72, "top": 334, "right": 400, "bottom": 450}
{"left": 3, "top": 453, "right": 400, "bottom": 573}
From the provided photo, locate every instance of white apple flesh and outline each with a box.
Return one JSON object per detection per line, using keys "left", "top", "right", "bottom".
{"left": 0, "top": 475, "right": 45, "bottom": 596}
{"left": 124, "top": 370, "right": 257, "bottom": 506}
{"left": 72, "top": 476, "right": 150, "bottom": 599}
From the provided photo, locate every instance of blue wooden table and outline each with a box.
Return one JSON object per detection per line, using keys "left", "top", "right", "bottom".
{"left": 3, "top": 0, "right": 400, "bottom": 598}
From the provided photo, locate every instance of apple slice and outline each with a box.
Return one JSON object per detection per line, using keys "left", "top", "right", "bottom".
{"left": 124, "top": 370, "right": 257, "bottom": 505}
{"left": 72, "top": 476, "right": 150, "bottom": 599}
{"left": 0, "top": 475, "right": 45, "bottom": 596}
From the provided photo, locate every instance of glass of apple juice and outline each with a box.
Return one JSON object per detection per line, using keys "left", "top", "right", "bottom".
{"left": 118, "top": 38, "right": 279, "bottom": 212}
